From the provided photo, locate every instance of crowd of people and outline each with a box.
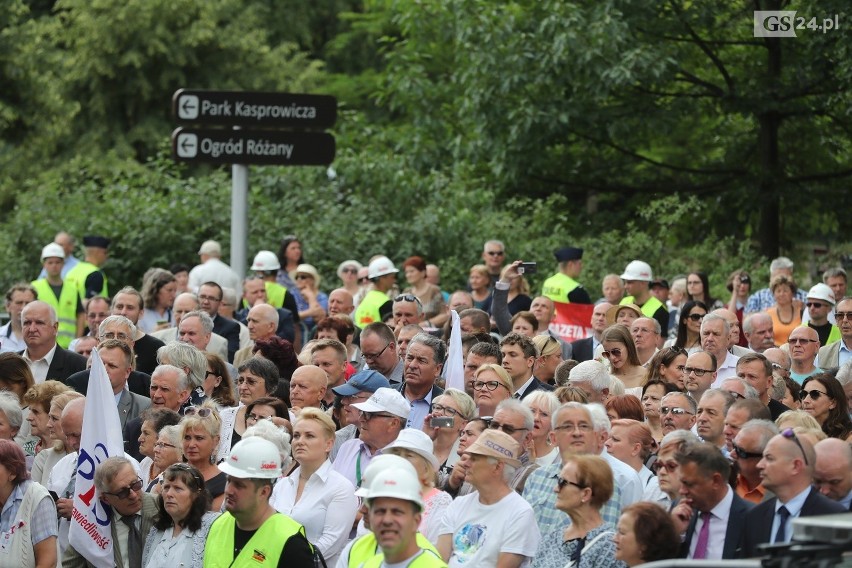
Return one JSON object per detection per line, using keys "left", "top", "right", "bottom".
{"left": 0, "top": 231, "right": 851, "bottom": 567}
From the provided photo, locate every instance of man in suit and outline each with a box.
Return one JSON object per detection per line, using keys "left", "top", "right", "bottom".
{"left": 198, "top": 281, "right": 241, "bottom": 362}
{"left": 151, "top": 292, "right": 229, "bottom": 361}
{"left": 98, "top": 339, "right": 151, "bottom": 430}
{"left": 396, "top": 333, "right": 445, "bottom": 429}
{"left": 672, "top": 441, "right": 753, "bottom": 560}
{"left": 570, "top": 302, "right": 611, "bottom": 363}
{"left": 742, "top": 429, "right": 846, "bottom": 557}
{"left": 66, "top": 315, "right": 151, "bottom": 398}
{"left": 20, "top": 300, "right": 87, "bottom": 383}
{"left": 500, "top": 332, "right": 553, "bottom": 400}
{"left": 818, "top": 297, "right": 852, "bottom": 369}
{"left": 63, "top": 456, "right": 157, "bottom": 568}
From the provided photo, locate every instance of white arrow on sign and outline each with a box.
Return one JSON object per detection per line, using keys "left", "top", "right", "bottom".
{"left": 177, "top": 95, "right": 200, "bottom": 120}
{"left": 176, "top": 133, "right": 198, "bottom": 158}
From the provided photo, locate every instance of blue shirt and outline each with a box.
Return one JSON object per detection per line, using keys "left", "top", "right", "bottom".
{"left": 771, "top": 486, "right": 812, "bottom": 543}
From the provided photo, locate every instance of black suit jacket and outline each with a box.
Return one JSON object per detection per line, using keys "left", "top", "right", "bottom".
{"left": 742, "top": 487, "right": 846, "bottom": 557}
{"left": 518, "top": 377, "right": 554, "bottom": 399}
{"left": 680, "top": 491, "right": 752, "bottom": 559}
{"left": 21, "top": 345, "right": 88, "bottom": 383}
{"left": 570, "top": 337, "right": 595, "bottom": 363}
{"left": 212, "top": 314, "right": 240, "bottom": 362}
{"left": 66, "top": 369, "right": 151, "bottom": 398}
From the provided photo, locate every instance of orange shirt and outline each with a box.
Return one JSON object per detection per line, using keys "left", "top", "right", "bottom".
{"left": 736, "top": 474, "right": 766, "bottom": 504}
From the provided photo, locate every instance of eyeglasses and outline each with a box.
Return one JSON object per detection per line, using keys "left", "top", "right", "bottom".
{"left": 236, "top": 376, "right": 260, "bottom": 387}
{"left": 835, "top": 312, "right": 852, "bottom": 321}
{"left": 431, "top": 403, "right": 461, "bottom": 417}
{"left": 660, "top": 407, "right": 694, "bottom": 416}
{"left": 669, "top": 346, "right": 687, "bottom": 355}
{"left": 684, "top": 366, "right": 714, "bottom": 377}
{"left": 247, "top": 413, "right": 272, "bottom": 422}
{"left": 103, "top": 477, "right": 143, "bottom": 500}
{"left": 806, "top": 302, "right": 827, "bottom": 309}
{"left": 205, "top": 370, "right": 219, "bottom": 378}
{"left": 342, "top": 267, "right": 358, "bottom": 274}
{"left": 295, "top": 274, "right": 313, "bottom": 280}
{"left": 198, "top": 294, "right": 222, "bottom": 303}
{"left": 556, "top": 476, "right": 585, "bottom": 491}
{"left": 788, "top": 337, "right": 818, "bottom": 345}
{"left": 601, "top": 348, "right": 622, "bottom": 358}
{"left": 359, "top": 410, "right": 397, "bottom": 421}
{"left": 770, "top": 362, "right": 790, "bottom": 372}
{"left": 472, "top": 380, "right": 509, "bottom": 392}
{"left": 394, "top": 294, "right": 423, "bottom": 307}
{"left": 488, "top": 420, "right": 528, "bottom": 436}
{"left": 99, "top": 332, "right": 130, "bottom": 341}
{"left": 184, "top": 406, "right": 212, "bottom": 418}
{"left": 781, "top": 428, "right": 809, "bottom": 465}
{"left": 154, "top": 442, "right": 177, "bottom": 449}
{"left": 732, "top": 444, "right": 763, "bottom": 460}
{"left": 652, "top": 460, "right": 679, "bottom": 473}
{"left": 687, "top": 313, "right": 705, "bottom": 321}
{"left": 553, "top": 422, "right": 593, "bottom": 433}
{"left": 728, "top": 391, "right": 746, "bottom": 400}
{"left": 486, "top": 251, "right": 504, "bottom": 257}
{"left": 362, "top": 342, "right": 392, "bottom": 361}
{"left": 799, "top": 389, "right": 828, "bottom": 401}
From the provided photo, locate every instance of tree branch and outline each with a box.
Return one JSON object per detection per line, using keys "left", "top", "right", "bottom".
{"left": 669, "top": 1, "right": 735, "bottom": 93}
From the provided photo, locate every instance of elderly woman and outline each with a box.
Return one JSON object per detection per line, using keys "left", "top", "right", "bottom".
{"left": 150, "top": 424, "right": 183, "bottom": 493}
{"left": 293, "top": 263, "right": 327, "bottom": 328}
{"left": 767, "top": 274, "right": 802, "bottom": 345}
{"left": 337, "top": 260, "right": 363, "bottom": 298}
{"left": 533, "top": 335, "right": 563, "bottom": 385}
{"left": 0, "top": 439, "right": 57, "bottom": 568}
{"left": 384, "top": 428, "right": 453, "bottom": 544}
{"left": 30, "top": 391, "right": 82, "bottom": 486}
{"left": 139, "top": 268, "right": 177, "bottom": 332}
{"left": 0, "top": 352, "right": 35, "bottom": 448}
{"left": 523, "top": 391, "right": 561, "bottom": 466}
{"left": 218, "top": 356, "right": 281, "bottom": 459}
{"left": 22, "top": 380, "right": 69, "bottom": 459}
{"left": 137, "top": 408, "right": 182, "bottom": 488}
{"left": 142, "top": 463, "right": 219, "bottom": 568}
{"left": 532, "top": 455, "right": 619, "bottom": 568}
{"left": 271, "top": 408, "right": 357, "bottom": 566}
{"left": 800, "top": 373, "right": 852, "bottom": 439}
{"left": 403, "top": 256, "right": 447, "bottom": 328}
{"left": 654, "top": 430, "right": 699, "bottom": 509}
{"left": 472, "top": 363, "right": 514, "bottom": 417}
{"left": 0, "top": 391, "right": 23, "bottom": 444}
{"left": 605, "top": 419, "right": 668, "bottom": 507}
{"left": 422, "top": 388, "right": 476, "bottom": 482}
{"left": 181, "top": 403, "right": 225, "bottom": 510}
{"left": 510, "top": 311, "right": 538, "bottom": 337}
{"left": 601, "top": 325, "right": 645, "bottom": 390}
{"left": 468, "top": 264, "right": 492, "bottom": 312}
{"left": 614, "top": 502, "right": 679, "bottom": 566}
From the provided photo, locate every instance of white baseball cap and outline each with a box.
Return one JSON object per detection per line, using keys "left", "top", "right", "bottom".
{"left": 352, "top": 387, "right": 411, "bottom": 420}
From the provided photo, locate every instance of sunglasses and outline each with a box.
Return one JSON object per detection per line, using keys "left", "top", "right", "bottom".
{"left": 184, "top": 406, "right": 212, "bottom": 418}
{"left": 166, "top": 463, "right": 204, "bottom": 487}
{"left": 601, "top": 348, "right": 623, "bottom": 358}
{"left": 660, "top": 407, "right": 693, "bottom": 416}
{"left": 652, "top": 460, "right": 679, "bottom": 473}
{"left": 394, "top": 294, "right": 422, "bottom": 306}
{"left": 806, "top": 302, "right": 827, "bottom": 309}
{"left": 686, "top": 313, "right": 705, "bottom": 321}
{"left": 486, "top": 251, "right": 505, "bottom": 256}
{"left": 103, "top": 477, "right": 143, "bottom": 500}
{"left": 799, "top": 389, "right": 828, "bottom": 401}
{"left": 836, "top": 312, "right": 852, "bottom": 321}
{"left": 781, "top": 428, "right": 809, "bottom": 465}
{"left": 488, "top": 420, "right": 528, "bottom": 436}
{"left": 732, "top": 444, "right": 762, "bottom": 460}
{"left": 556, "top": 476, "right": 585, "bottom": 491}
{"left": 789, "top": 337, "right": 818, "bottom": 345}
{"left": 342, "top": 267, "right": 358, "bottom": 274}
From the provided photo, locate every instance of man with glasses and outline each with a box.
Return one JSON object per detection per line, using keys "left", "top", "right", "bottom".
{"left": 736, "top": 353, "right": 791, "bottom": 420}
{"left": 20, "top": 300, "right": 87, "bottom": 384}
{"left": 68, "top": 295, "right": 109, "bottom": 353}
{"left": 151, "top": 293, "right": 230, "bottom": 362}
{"left": 804, "top": 284, "right": 839, "bottom": 346}
{"left": 789, "top": 326, "right": 822, "bottom": 383}
{"left": 110, "top": 286, "right": 165, "bottom": 375}
{"left": 732, "top": 419, "right": 777, "bottom": 504}
{"left": 684, "top": 351, "right": 717, "bottom": 402}
{"left": 713, "top": 308, "right": 751, "bottom": 357}
{"left": 480, "top": 239, "right": 506, "bottom": 289}
{"left": 817, "top": 297, "right": 852, "bottom": 369}
{"left": 332, "top": 387, "right": 409, "bottom": 488}
{"left": 630, "top": 317, "right": 660, "bottom": 365}
{"left": 660, "top": 392, "right": 697, "bottom": 435}
{"left": 360, "top": 322, "right": 404, "bottom": 385}
{"left": 567, "top": 360, "right": 611, "bottom": 403}
{"left": 671, "top": 442, "right": 753, "bottom": 560}
{"left": 63, "top": 456, "right": 156, "bottom": 568}
{"left": 700, "top": 313, "right": 739, "bottom": 387}
{"left": 98, "top": 339, "right": 151, "bottom": 430}
{"left": 742, "top": 312, "right": 776, "bottom": 353}
{"left": 814, "top": 437, "right": 852, "bottom": 510}
{"left": 541, "top": 246, "right": 592, "bottom": 305}
{"left": 742, "top": 428, "right": 845, "bottom": 556}
{"left": 330, "top": 369, "right": 390, "bottom": 459}
{"left": 198, "top": 281, "right": 241, "bottom": 363}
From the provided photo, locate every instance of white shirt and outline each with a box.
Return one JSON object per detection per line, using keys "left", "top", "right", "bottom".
{"left": 0, "top": 322, "right": 26, "bottom": 354}
{"left": 601, "top": 449, "right": 644, "bottom": 508}
{"left": 687, "top": 485, "right": 733, "bottom": 560}
{"left": 23, "top": 343, "right": 58, "bottom": 383}
{"left": 270, "top": 460, "right": 358, "bottom": 567}
{"left": 711, "top": 351, "right": 741, "bottom": 388}
{"left": 187, "top": 258, "right": 241, "bottom": 298}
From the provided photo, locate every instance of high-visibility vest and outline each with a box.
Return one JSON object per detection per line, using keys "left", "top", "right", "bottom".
{"left": 348, "top": 531, "right": 443, "bottom": 568}
{"left": 541, "top": 272, "right": 580, "bottom": 304}
{"left": 204, "top": 511, "right": 308, "bottom": 568}
{"left": 354, "top": 290, "right": 390, "bottom": 328}
{"left": 827, "top": 324, "right": 841, "bottom": 345}
{"left": 31, "top": 279, "right": 78, "bottom": 348}
{"left": 65, "top": 261, "right": 108, "bottom": 300}
{"left": 264, "top": 281, "right": 288, "bottom": 309}
{"left": 359, "top": 548, "right": 447, "bottom": 568}
{"left": 621, "top": 295, "right": 666, "bottom": 318}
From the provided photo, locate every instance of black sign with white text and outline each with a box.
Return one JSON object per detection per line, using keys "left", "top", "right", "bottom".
{"left": 171, "top": 128, "right": 336, "bottom": 166}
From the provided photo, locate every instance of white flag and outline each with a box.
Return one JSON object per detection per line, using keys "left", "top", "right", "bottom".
{"left": 444, "top": 310, "right": 465, "bottom": 391}
{"left": 68, "top": 348, "right": 125, "bottom": 568}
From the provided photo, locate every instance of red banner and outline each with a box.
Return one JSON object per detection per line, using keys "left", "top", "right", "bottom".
{"left": 549, "top": 303, "right": 595, "bottom": 343}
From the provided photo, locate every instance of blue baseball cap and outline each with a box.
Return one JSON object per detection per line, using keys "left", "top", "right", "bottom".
{"left": 332, "top": 369, "right": 390, "bottom": 397}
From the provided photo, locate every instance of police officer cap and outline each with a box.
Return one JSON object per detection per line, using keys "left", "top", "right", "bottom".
{"left": 82, "top": 235, "right": 110, "bottom": 248}
{"left": 554, "top": 247, "right": 583, "bottom": 262}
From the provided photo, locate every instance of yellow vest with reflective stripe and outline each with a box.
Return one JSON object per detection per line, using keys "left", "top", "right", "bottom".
{"left": 203, "top": 511, "right": 307, "bottom": 568}
{"left": 264, "top": 281, "right": 287, "bottom": 309}
{"left": 348, "top": 532, "right": 442, "bottom": 568}
{"left": 31, "top": 278, "right": 78, "bottom": 348}
{"left": 354, "top": 290, "right": 390, "bottom": 328}
{"left": 621, "top": 295, "right": 665, "bottom": 318}
{"left": 542, "top": 272, "right": 580, "bottom": 304}
{"left": 65, "top": 261, "right": 108, "bottom": 300}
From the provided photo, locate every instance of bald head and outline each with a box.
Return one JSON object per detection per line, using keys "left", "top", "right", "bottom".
{"left": 814, "top": 437, "right": 852, "bottom": 501}
{"left": 328, "top": 288, "right": 354, "bottom": 316}
{"left": 246, "top": 303, "right": 279, "bottom": 341}
{"left": 289, "top": 365, "right": 328, "bottom": 410}
{"left": 61, "top": 398, "right": 85, "bottom": 451}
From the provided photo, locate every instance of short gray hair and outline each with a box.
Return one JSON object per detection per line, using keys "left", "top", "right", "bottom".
{"left": 662, "top": 391, "right": 697, "bottom": 415}
{"left": 99, "top": 315, "right": 136, "bottom": 339}
{"left": 495, "top": 399, "right": 534, "bottom": 431}
{"left": 770, "top": 257, "right": 794, "bottom": 271}
{"left": 182, "top": 310, "right": 214, "bottom": 334}
{"left": 568, "top": 360, "right": 610, "bottom": 393}
{"left": 0, "top": 392, "right": 22, "bottom": 430}
{"left": 243, "top": 419, "right": 293, "bottom": 473}
{"left": 157, "top": 342, "right": 207, "bottom": 388}
{"left": 158, "top": 424, "right": 182, "bottom": 447}
{"left": 586, "top": 403, "right": 611, "bottom": 435}
{"left": 151, "top": 364, "right": 190, "bottom": 393}
{"left": 408, "top": 333, "right": 447, "bottom": 365}
{"left": 742, "top": 312, "right": 771, "bottom": 335}
{"left": 701, "top": 313, "right": 729, "bottom": 336}
{"left": 94, "top": 457, "right": 134, "bottom": 493}
{"left": 720, "top": 377, "right": 759, "bottom": 400}
{"left": 738, "top": 419, "right": 779, "bottom": 450}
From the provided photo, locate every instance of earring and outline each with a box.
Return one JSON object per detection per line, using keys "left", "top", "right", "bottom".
{"left": 209, "top": 453, "right": 216, "bottom": 465}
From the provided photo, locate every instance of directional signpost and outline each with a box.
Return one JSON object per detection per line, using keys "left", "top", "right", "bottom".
{"left": 170, "top": 89, "right": 338, "bottom": 278}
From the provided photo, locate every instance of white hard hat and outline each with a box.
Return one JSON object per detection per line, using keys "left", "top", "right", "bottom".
{"left": 365, "top": 466, "right": 424, "bottom": 510}
{"left": 807, "top": 283, "right": 836, "bottom": 306}
{"left": 620, "top": 260, "right": 653, "bottom": 282}
{"left": 251, "top": 250, "right": 281, "bottom": 272}
{"left": 218, "top": 437, "right": 281, "bottom": 479}
{"left": 354, "top": 454, "right": 418, "bottom": 497}
{"left": 41, "top": 243, "right": 65, "bottom": 261}
{"left": 367, "top": 256, "right": 398, "bottom": 279}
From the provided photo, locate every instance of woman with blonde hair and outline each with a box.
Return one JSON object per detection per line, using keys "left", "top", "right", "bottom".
{"left": 472, "top": 363, "right": 513, "bottom": 416}
{"left": 180, "top": 402, "right": 225, "bottom": 510}
{"left": 523, "top": 391, "right": 561, "bottom": 466}
{"left": 422, "top": 389, "right": 476, "bottom": 483}
{"left": 31, "top": 390, "right": 82, "bottom": 486}
{"left": 468, "top": 264, "right": 492, "bottom": 312}
{"left": 533, "top": 335, "right": 563, "bottom": 385}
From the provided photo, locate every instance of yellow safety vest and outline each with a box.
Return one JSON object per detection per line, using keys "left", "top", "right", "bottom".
{"left": 65, "top": 261, "right": 108, "bottom": 301}
{"left": 621, "top": 295, "right": 666, "bottom": 318}
{"left": 354, "top": 290, "right": 390, "bottom": 328}
{"left": 359, "top": 549, "right": 447, "bottom": 568}
{"left": 31, "top": 279, "right": 78, "bottom": 348}
{"left": 541, "top": 272, "right": 580, "bottom": 304}
{"left": 204, "top": 511, "right": 308, "bottom": 568}
{"left": 264, "top": 281, "right": 287, "bottom": 309}
{"left": 827, "top": 325, "right": 841, "bottom": 345}
{"left": 348, "top": 532, "right": 442, "bottom": 568}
